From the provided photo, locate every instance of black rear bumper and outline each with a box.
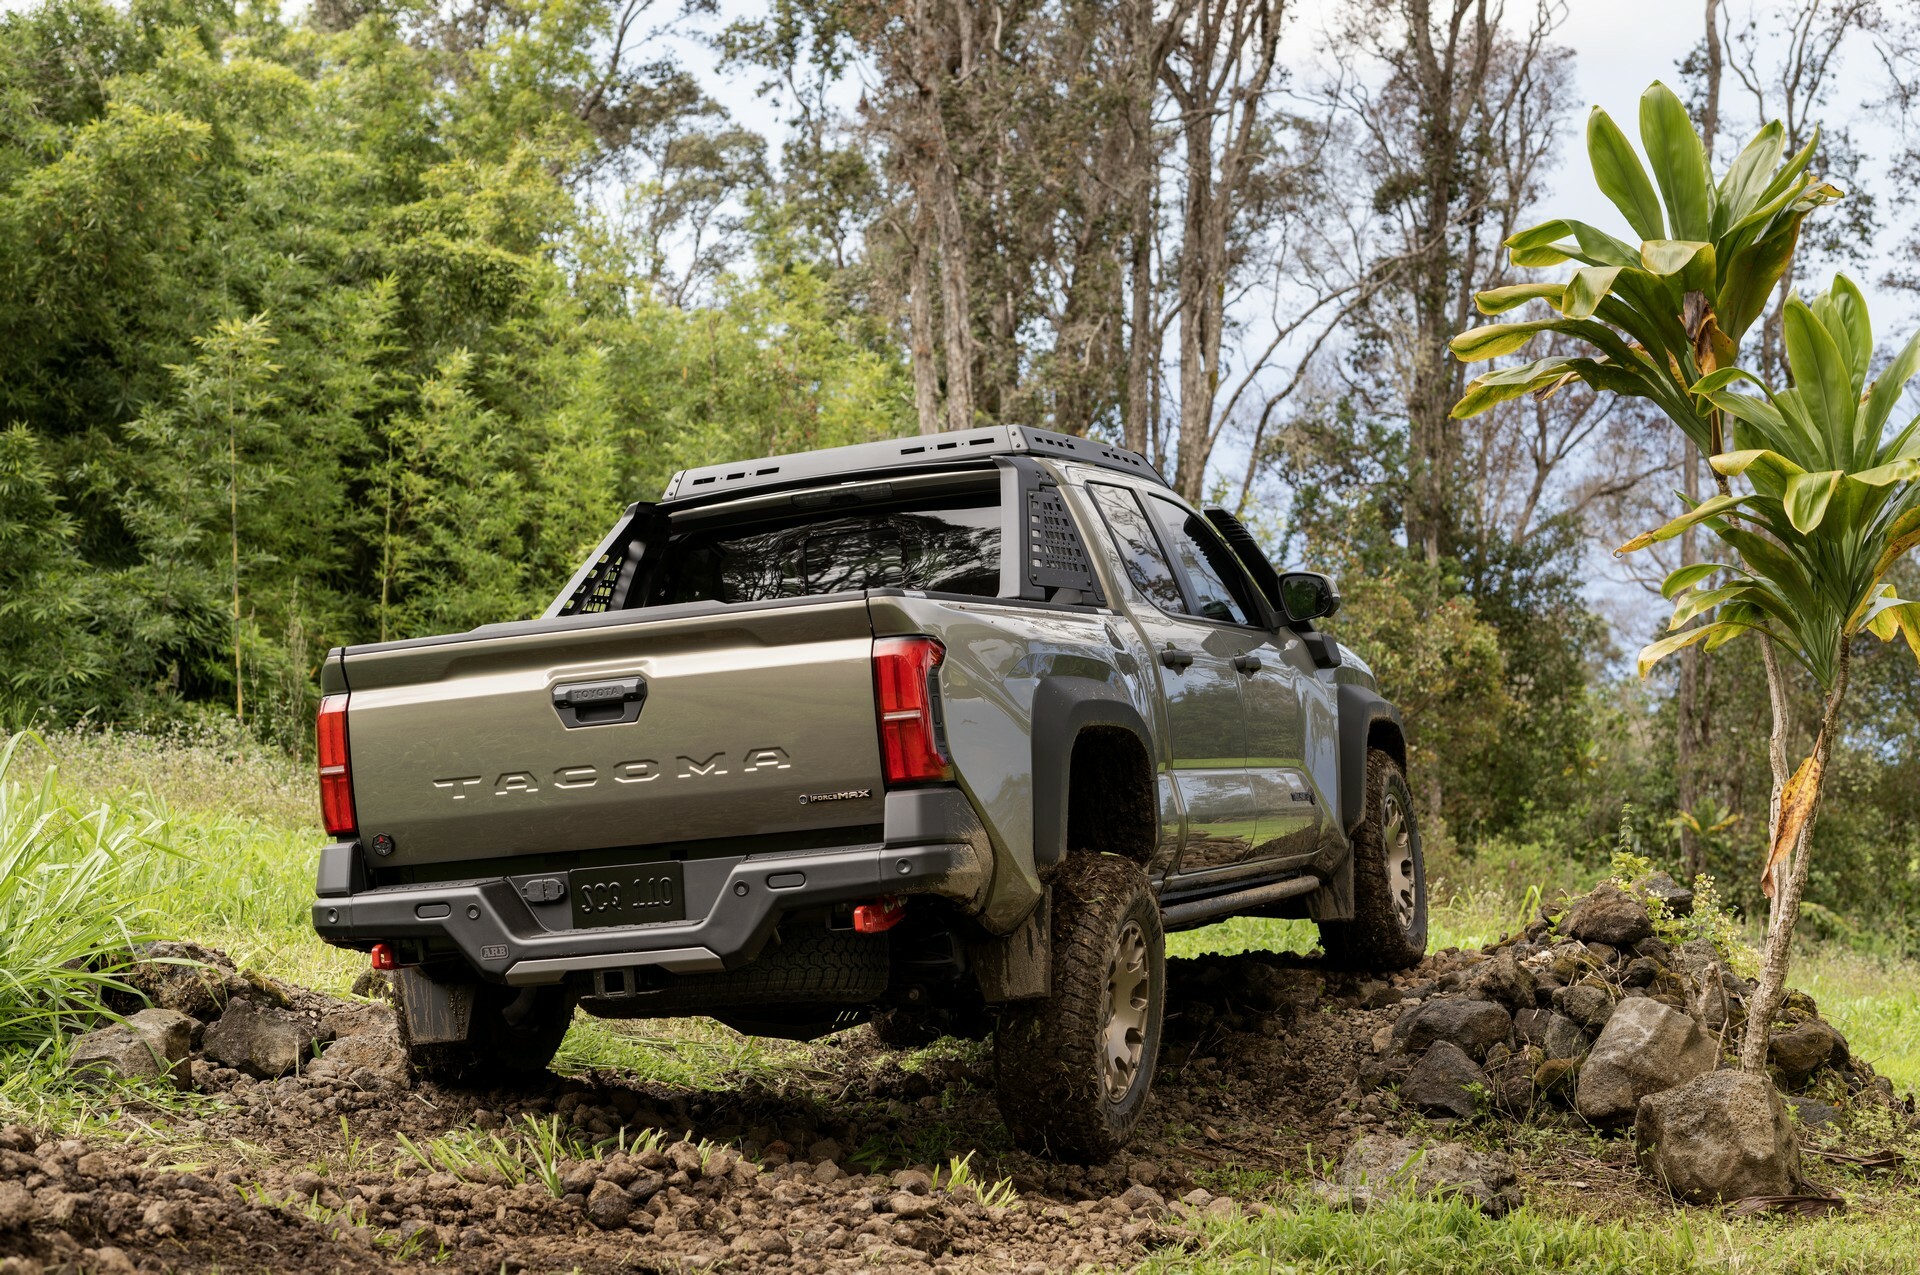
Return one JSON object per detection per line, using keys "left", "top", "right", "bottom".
{"left": 311, "top": 788, "right": 991, "bottom": 985}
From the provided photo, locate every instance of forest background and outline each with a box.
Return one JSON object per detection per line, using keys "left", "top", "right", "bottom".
{"left": 2, "top": 0, "right": 1918, "bottom": 949}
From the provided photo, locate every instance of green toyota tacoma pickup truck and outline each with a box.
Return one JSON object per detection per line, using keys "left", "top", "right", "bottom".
{"left": 312, "top": 425, "right": 1423, "bottom": 1161}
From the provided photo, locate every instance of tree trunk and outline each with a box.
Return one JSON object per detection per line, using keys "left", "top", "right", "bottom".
{"left": 908, "top": 214, "right": 942, "bottom": 435}
{"left": 1739, "top": 639, "right": 1848, "bottom": 1073}
{"left": 1677, "top": 438, "right": 1703, "bottom": 880}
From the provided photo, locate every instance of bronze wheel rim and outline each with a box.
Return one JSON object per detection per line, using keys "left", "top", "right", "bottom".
{"left": 1100, "top": 919, "right": 1151, "bottom": 1102}
{"left": 1384, "top": 787, "right": 1417, "bottom": 932}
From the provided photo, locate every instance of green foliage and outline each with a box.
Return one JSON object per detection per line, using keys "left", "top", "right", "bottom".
{"left": 1450, "top": 81, "right": 1841, "bottom": 446}
{"left": 0, "top": 0, "right": 910, "bottom": 742}
{"left": 1624, "top": 279, "right": 1920, "bottom": 687}
{"left": 0, "top": 734, "right": 160, "bottom": 1052}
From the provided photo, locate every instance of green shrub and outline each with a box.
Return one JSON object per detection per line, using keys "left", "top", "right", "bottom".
{"left": 0, "top": 733, "right": 167, "bottom": 1052}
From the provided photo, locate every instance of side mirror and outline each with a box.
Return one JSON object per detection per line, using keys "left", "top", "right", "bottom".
{"left": 1276, "top": 571, "right": 1340, "bottom": 625}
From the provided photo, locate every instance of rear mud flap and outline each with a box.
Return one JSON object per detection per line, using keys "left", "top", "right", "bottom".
{"left": 395, "top": 967, "right": 476, "bottom": 1045}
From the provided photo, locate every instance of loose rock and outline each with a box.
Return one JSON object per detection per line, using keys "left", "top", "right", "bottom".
{"left": 1399, "top": 1042, "right": 1486, "bottom": 1120}
{"left": 1576, "top": 998, "right": 1717, "bottom": 1125}
{"left": 1635, "top": 1070, "right": 1801, "bottom": 1203}
{"left": 68, "top": 1008, "right": 196, "bottom": 1087}
{"left": 201, "top": 1001, "right": 320, "bottom": 1079}
{"left": 1389, "top": 998, "right": 1512, "bottom": 1061}
{"left": 1335, "top": 1135, "right": 1519, "bottom": 1216}
{"left": 1562, "top": 884, "right": 1654, "bottom": 948}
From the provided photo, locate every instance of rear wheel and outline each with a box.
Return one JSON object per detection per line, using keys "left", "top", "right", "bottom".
{"left": 992, "top": 854, "right": 1164, "bottom": 1162}
{"left": 394, "top": 972, "right": 576, "bottom": 1084}
{"left": 1319, "top": 748, "right": 1426, "bottom": 970}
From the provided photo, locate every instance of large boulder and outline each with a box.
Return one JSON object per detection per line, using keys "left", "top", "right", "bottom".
{"left": 1334, "top": 1136, "right": 1519, "bottom": 1217}
{"left": 1575, "top": 998, "right": 1717, "bottom": 1125}
{"left": 68, "top": 1009, "right": 196, "bottom": 1086}
{"left": 1399, "top": 1042, "right": 1486, "bottom": 1119}
{"left": 1561, "top": 884, "right": 1654, "bottom": 948}
{"left": 1635, "top": 1070, "right": 1801, "bottom": 1203}
{"left": 1389, "top": 998, "right": 1512, "bottom": 1062}
{"left": 201, "top": 1001, "right": 324, "bottom": 1079}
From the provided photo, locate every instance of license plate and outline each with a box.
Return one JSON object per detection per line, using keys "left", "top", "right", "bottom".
{"left": 569, "top": 861, "right": 686, "bottom": 928}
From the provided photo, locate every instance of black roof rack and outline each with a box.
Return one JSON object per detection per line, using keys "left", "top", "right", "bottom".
{"left": 660, "top": 425, "right": 1168, "bottom": 503}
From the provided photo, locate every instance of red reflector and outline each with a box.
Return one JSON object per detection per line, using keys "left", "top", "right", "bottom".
{"left": 853, "top": 897, "right": 906, "bottom": 934}
{"left": 370, "top": 943, "right": 396, "bottom": 972}
{"left": 317, "top": 693, "right": 357, "bottom": 837}
{"left": 872, "top": 637, "right": 950, "bottom": 786}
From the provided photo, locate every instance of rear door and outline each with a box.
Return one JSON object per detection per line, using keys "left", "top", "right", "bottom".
{"left": 1085, "top": 484, "right": 1257, "bottom": 875}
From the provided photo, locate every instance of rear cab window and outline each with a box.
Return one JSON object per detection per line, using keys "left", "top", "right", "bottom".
{"left": 645, "top": 499, "right": 1001, "bottom": 605}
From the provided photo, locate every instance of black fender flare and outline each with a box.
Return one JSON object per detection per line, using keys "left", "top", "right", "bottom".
{"left": 1337, "top": 683, "right": 1406, "bottom": 835}
{"left": 1030, "top": 675, "right": 1155, "bottom": 869}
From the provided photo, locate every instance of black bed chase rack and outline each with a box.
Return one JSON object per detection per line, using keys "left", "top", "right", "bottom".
{"left": 660, "top": 425, "right": 1168, "bottom": 503}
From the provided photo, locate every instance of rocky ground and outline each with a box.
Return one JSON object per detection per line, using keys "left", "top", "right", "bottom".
{"left": 2, "top": 877, "right": 1913, "bottom": 1274}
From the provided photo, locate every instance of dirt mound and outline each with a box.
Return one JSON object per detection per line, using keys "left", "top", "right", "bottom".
{"left": 7, "top": 884, "right": 1914, "bottom": 1272}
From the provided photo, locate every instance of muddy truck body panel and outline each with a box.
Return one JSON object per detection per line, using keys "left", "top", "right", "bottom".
{"left": 312, "top": 424, "right": 1408, "bottom": 1051}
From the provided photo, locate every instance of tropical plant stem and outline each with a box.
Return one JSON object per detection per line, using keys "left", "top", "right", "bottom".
{"left": 1739, "top": 637, "right": 1850, "bottom": 1073}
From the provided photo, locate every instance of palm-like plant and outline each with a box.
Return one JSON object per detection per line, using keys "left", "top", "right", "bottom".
{"left": 1618, "top": 277, "right": 1920, "bottom": 1070}
{"left": 1446, "top": 81, "right": 1839, "bottom": 447}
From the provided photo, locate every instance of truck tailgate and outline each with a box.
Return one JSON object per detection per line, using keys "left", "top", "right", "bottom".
{"left": 339, "top": 597, "right": 884, "bottom": 865}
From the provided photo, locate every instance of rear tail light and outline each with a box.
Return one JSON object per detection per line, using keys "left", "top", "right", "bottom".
{"left": 317, "top": 693, "right": 357, "bottom": 836}
{"left": 873, "top": 637, "right": 950, "bottom": 785}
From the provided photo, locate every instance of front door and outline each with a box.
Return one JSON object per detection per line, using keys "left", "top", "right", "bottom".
{"left": 1084, "top": 483, "right": 1257, "bottom": 874}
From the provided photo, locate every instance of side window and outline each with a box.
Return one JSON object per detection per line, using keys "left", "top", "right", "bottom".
{"left": 1088, "top": 485, "right": 1189, "bottom": 615}
{"left": 1144, "top": 497, "right": 1258, "bottom": 626}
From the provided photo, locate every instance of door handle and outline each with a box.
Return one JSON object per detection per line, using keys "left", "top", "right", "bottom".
{"left": 1233, "top": 654, "right": 1263, "bottom": 674}
{"left": 1159, "top": 647, "right": 1195, "bottom": 671}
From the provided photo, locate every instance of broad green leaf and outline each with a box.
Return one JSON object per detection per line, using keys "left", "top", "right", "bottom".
{"left": 1588, "top": 107, "right": 1666, "bottom": 241}
{"left": 1851, "top": 458, "right": 1920, "bottom": 487}
{"left": 1617, "top": 492, "right": 1748, "bottom": 553}
{"left": 1637, "top": 622, "right": 1726, "bottom": 678}
{"left": 1782, "top": 469, "right": 1842, "bottom": 533}
{"left": 1714, "top": 121, "right": 1787, "bottom": 232}
{"left": 1449, "top": 357, "right": 1578, "bottom": 417}
{"left": 1870, "top": 505, "right": 1920, "bottom": 582}
{"left": 1640, "top": 82, "right": 1712, "bottom": 239}
{"left": 1668, "top": 583, "right": 1750, "bottom": 630}
{"left": 1824, "top": 274, "right": 1873, "bottom": 396}
{"left": 1661, "top": 562, "right": 1733, "bottom": 598}
{"left": 1639, "top": 239, "right": 1713, "bottom": 284}
{"left": 1710, "top": 448, "right": 1805, "bottom": 498}
{"left": 1449, "top": 320, "right": 1560, "bottom": 362}
{"left": 1783, "top": 297, "right": 1858, "bottom": 462}
{"left": 1698, "top": 385, "right": 1805, "bottom": 459}
{"left": 1860, "top": 329, "right": 1920, "bottom": 447}
{"left": 1505, "top": 220, "right": 1638, "bottom": 268}
{"left": 1704, "top": 600, "right": 1767, "bottom": 652}
{"left": 1562, "top": 267, "right": 1622, "bottom": 319}
{"left": 1475, "top": 283, "right": 1566, "bottom": 315}
{"left": 1506, "top": 220, "right": 1577, "bottom": 267}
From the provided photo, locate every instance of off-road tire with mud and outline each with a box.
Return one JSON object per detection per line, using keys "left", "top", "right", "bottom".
{"left": 1318, "top": 748, "right": 1426, "bottom": 970}
{"left": 992, "top": 854, "right": 1164, "bottom": 1162}
{"left": 394, "top": 975, "right": 577, "bottom": 1083}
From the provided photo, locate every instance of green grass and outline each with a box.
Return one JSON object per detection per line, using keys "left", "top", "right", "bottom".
{"left": 1150, "top": 1190, "right": 1920, "bottom": 1274}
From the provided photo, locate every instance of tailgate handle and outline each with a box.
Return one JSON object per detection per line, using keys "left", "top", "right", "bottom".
{"left": 552, "top": 677, "right": 647, "bottom": 728}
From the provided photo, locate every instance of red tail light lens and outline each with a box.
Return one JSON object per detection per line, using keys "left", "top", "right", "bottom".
{"left": 317, "top": 693, "right": 357, "bottom": 836}
{"left": 873, "top": 637, "right": 950, "bottom": 785}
